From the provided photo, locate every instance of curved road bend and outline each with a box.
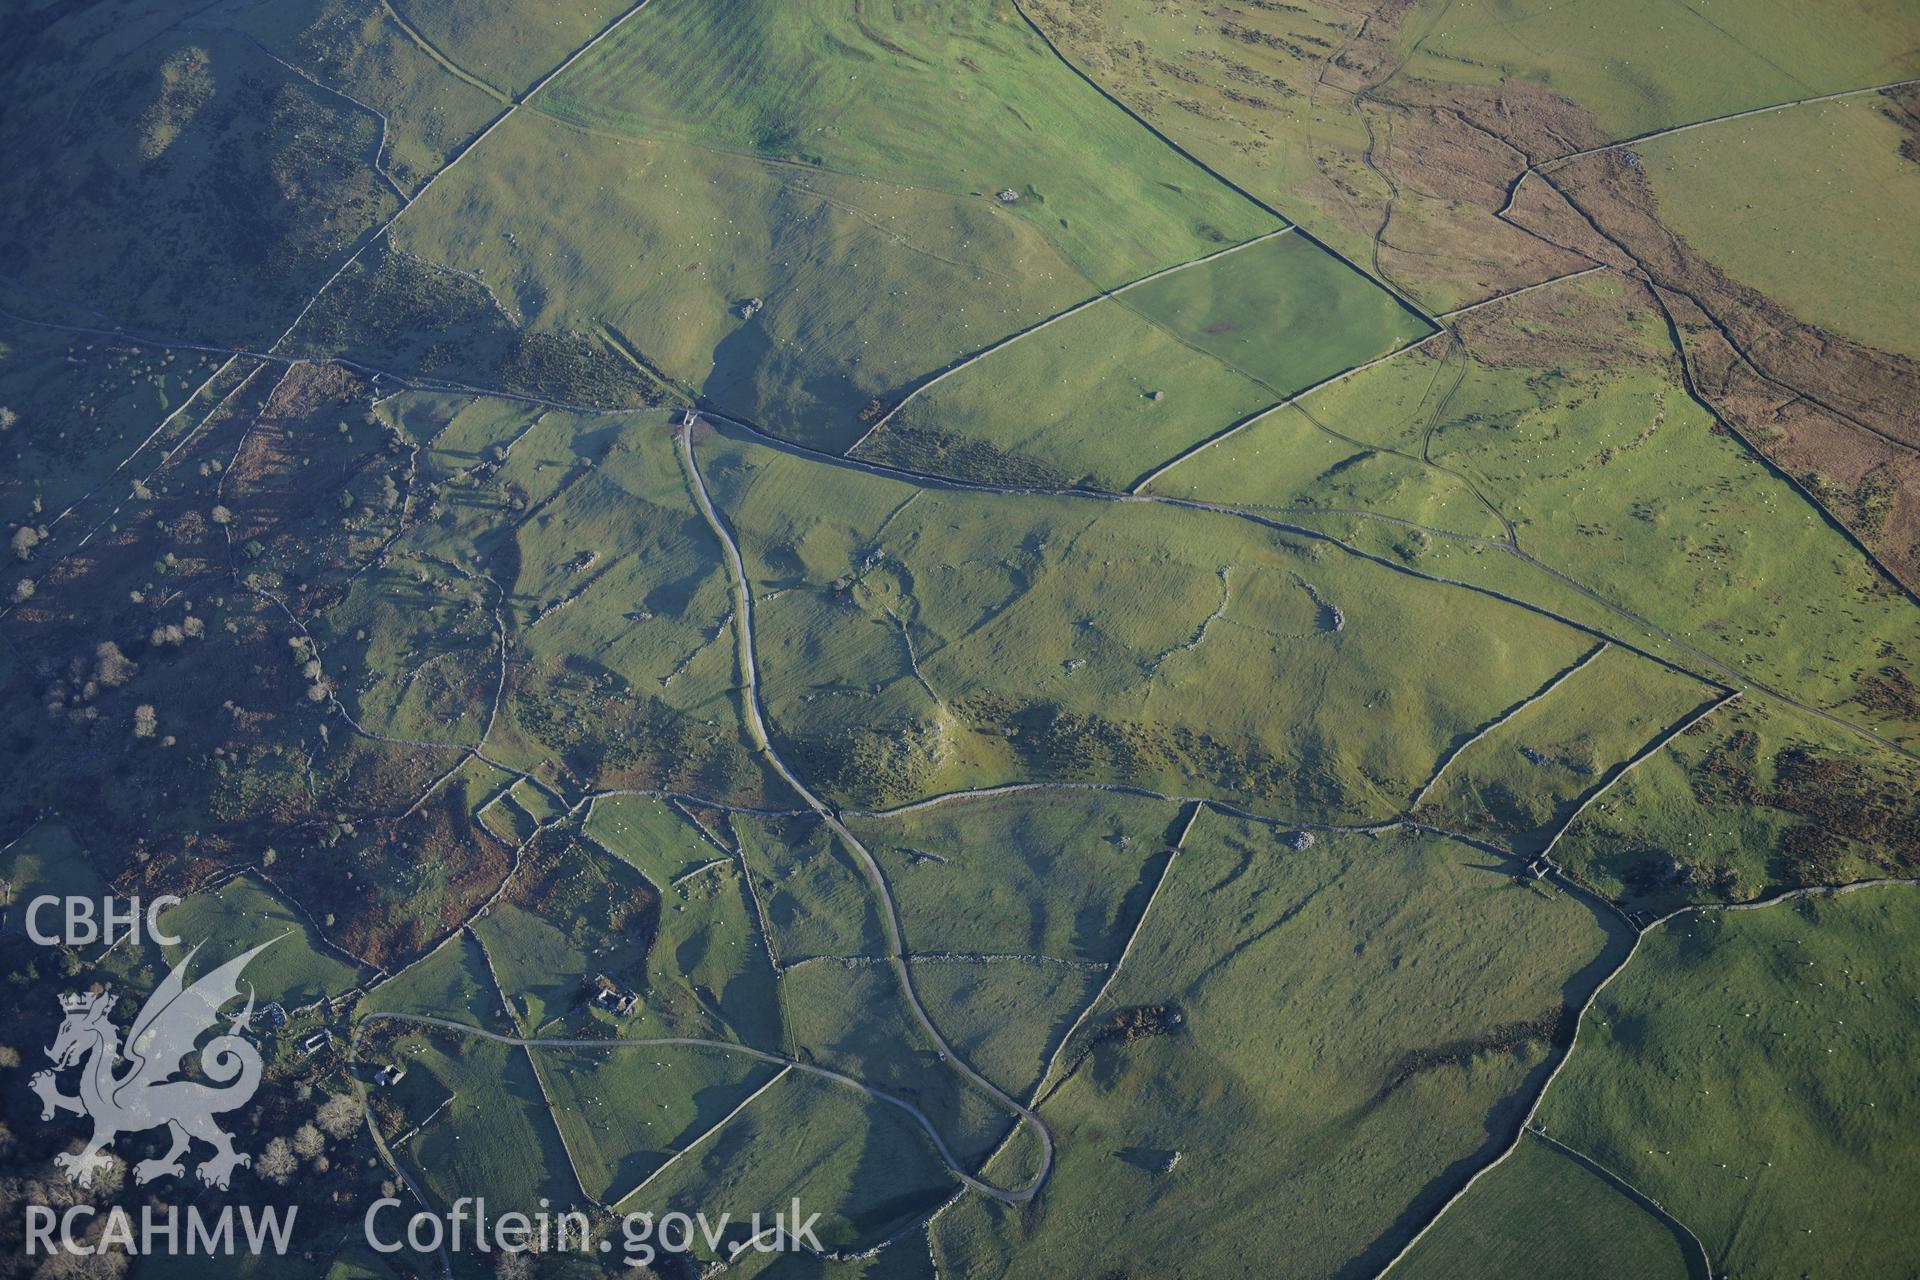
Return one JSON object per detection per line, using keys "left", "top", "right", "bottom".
{"left": 679, "top": 423, "right": 1055, "bottom": 1201}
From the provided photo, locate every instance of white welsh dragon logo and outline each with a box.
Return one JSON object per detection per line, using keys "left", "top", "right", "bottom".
{"left": 30, "top": 938, "right": 278, "bottom": 1190}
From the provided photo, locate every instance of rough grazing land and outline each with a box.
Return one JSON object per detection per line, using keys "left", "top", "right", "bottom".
{"left": 1, "top": 0, "right": 1916, "bottom": 1274}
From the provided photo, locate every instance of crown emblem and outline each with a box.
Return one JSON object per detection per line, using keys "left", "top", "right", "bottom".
{"left": 60, "top": 991, "right": 108, "bottom": 1013}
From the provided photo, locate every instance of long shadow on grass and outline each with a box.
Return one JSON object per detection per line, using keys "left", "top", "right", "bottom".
{"left": 1330, "top": 871, "right": 1646, "bottom": 1280}
{"left": 1067, "top": 813, "right": 1185, "bottom": 963}
{"left": 702, "top": 315, "right": 871, "bottom": 455}
{"left": 834, "top": 1099, "right": 963, "bottom": 1254}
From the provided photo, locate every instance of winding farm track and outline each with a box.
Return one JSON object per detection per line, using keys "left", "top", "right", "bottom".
{"left": 680, "top": 422, "right": 1056, "bottom": 1202}
{"left": 8, "top": 10, "right": 1920, "bottom": 1257}
{"left": 12, "top": 285, "right": 1910, "bottom": 767}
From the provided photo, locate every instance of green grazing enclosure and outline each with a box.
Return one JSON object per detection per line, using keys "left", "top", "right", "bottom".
{"left": 537, "top": 1044, "right": 783, "bottom": 1205}
{"left": 1397, "top": 1132, "right": 1697, "bottom": 1279}
{"left": 704, "top": 429, "right": 1598, "bottom": 820}
{"left": 358, "top": 930, "right": 516, "bottom": 1032}
{"left": 1120, "top": 230, "right": 1432, "bottom": 392}
{"left": 542, "top": 0, "right": 1279, "bottom": 285}
{"left": 863, "top": 231, "right": 1429, "bottom": 490}
{"left": 1536, "top": 887, "right": 1920, "bottom": 1280}
{"left": 387, "top": 1026, "right": 582, "bottom": 1213}
{"left": 930, "top": 818, "right": 1626, "bottom": 1278}
{"left": 1401, "top": 0, "right": 1920, "bottom": 139}
{"left": 625, "top": 1070, "right": 963, "bottom": 1259}
{"left": 844, "top": 790, "right": 1182, "bottom": 964}
{"left": 1415, "top": 643, "right": 1718, "bottom": 851}
{"left": 863, "top": 287, "right": 1276, "bottom": 491}
{"left": 153, "top": 875, "right": 369, "bottom": 1008}
{"left": 908, "top": 956, "right": 1102, "bottom": 1098}
{"left": 1638, "top": 95, "right": 1920, "bottom": 360}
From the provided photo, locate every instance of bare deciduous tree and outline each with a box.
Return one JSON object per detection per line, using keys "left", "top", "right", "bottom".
{"left": 315, "top": 1092, "right": 362, "bottom": 1140}
{"left": 256, "top": 1137, "right": 297, "bottom": 1185}
{"left": 292, "top": 1123, "right": 325, "bottom": 1159}
{"left": 93, "top": 642, "right": 135, "bottom": 687}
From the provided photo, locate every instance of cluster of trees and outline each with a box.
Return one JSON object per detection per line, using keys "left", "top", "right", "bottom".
{"left": 254, "top": 1091, "right": 362, "bottom": 1185}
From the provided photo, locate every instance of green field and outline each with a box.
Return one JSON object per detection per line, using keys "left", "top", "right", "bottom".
{"left": 358, "top": 930, "right": 517, "bottom": 1032}
{"left": 2, "top": 0, "right": 1916, "bottom": 1268}
{"left": 908, "top": 957, "right": 1102, "bottom": 1099}
{"left": 1017, "top": 0, "right": 1368, "bottom": 257}
{"left": 537, "top": 1043, "right": 783, "bottom": 1205}
{"left": 706, "top": 427, "right": 1598, "bottom": 819}
{"left": 344, "top": 111, "right": 1098, "bottom": 449}
{"left": 1401, "top": 0, "right": 1920, "bottom": 139}
{"left": 1397, "top": 1131, "right": 1697, "bottom": 1279}
{"left": 622, "top": 1069, "right": 960, "bottom": 1260}
{"left": 1139, "top": 397, "right": 1506, "bottom": 539}
{"left": 585, "top": 794, "right": 734, "bottom": 885}
{"left": 863, "top": 230, "right": 1429, "bottom": 489}
{"left": 862, "top": 287, "right": 1277, "bottom": 490}
{"left": 582, "top": 797, "right": 788, "bottom": 1044}
{"left": 844, "top": 789, "right": 1181, "bottom": 964}
{"left": 542, "top": 0, "right": 1280, "bottom": 285}
{"left": 930, "top": 816, "right": 1627, "bottom": 1278}
{"left": 1535, "top": 886, "right": 1920, "bottom": 1279}
{"left": 1638, "top": 95, "right": 1920, "bottom": 360}
{"left": 1415, "top": 643, "right": 1719, "bottom": 850}
{"left": 153, "top": 874, "right": 370, "bottom": 1008}
{"left": 1551, "top": 697, "right": 1920, "bottom": 913}
{"left": 386, "top": 1025, "right": 582, "bottom": 1212}
{"left": 1121, "top": 230, "right": 1431, "bottom": 390}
